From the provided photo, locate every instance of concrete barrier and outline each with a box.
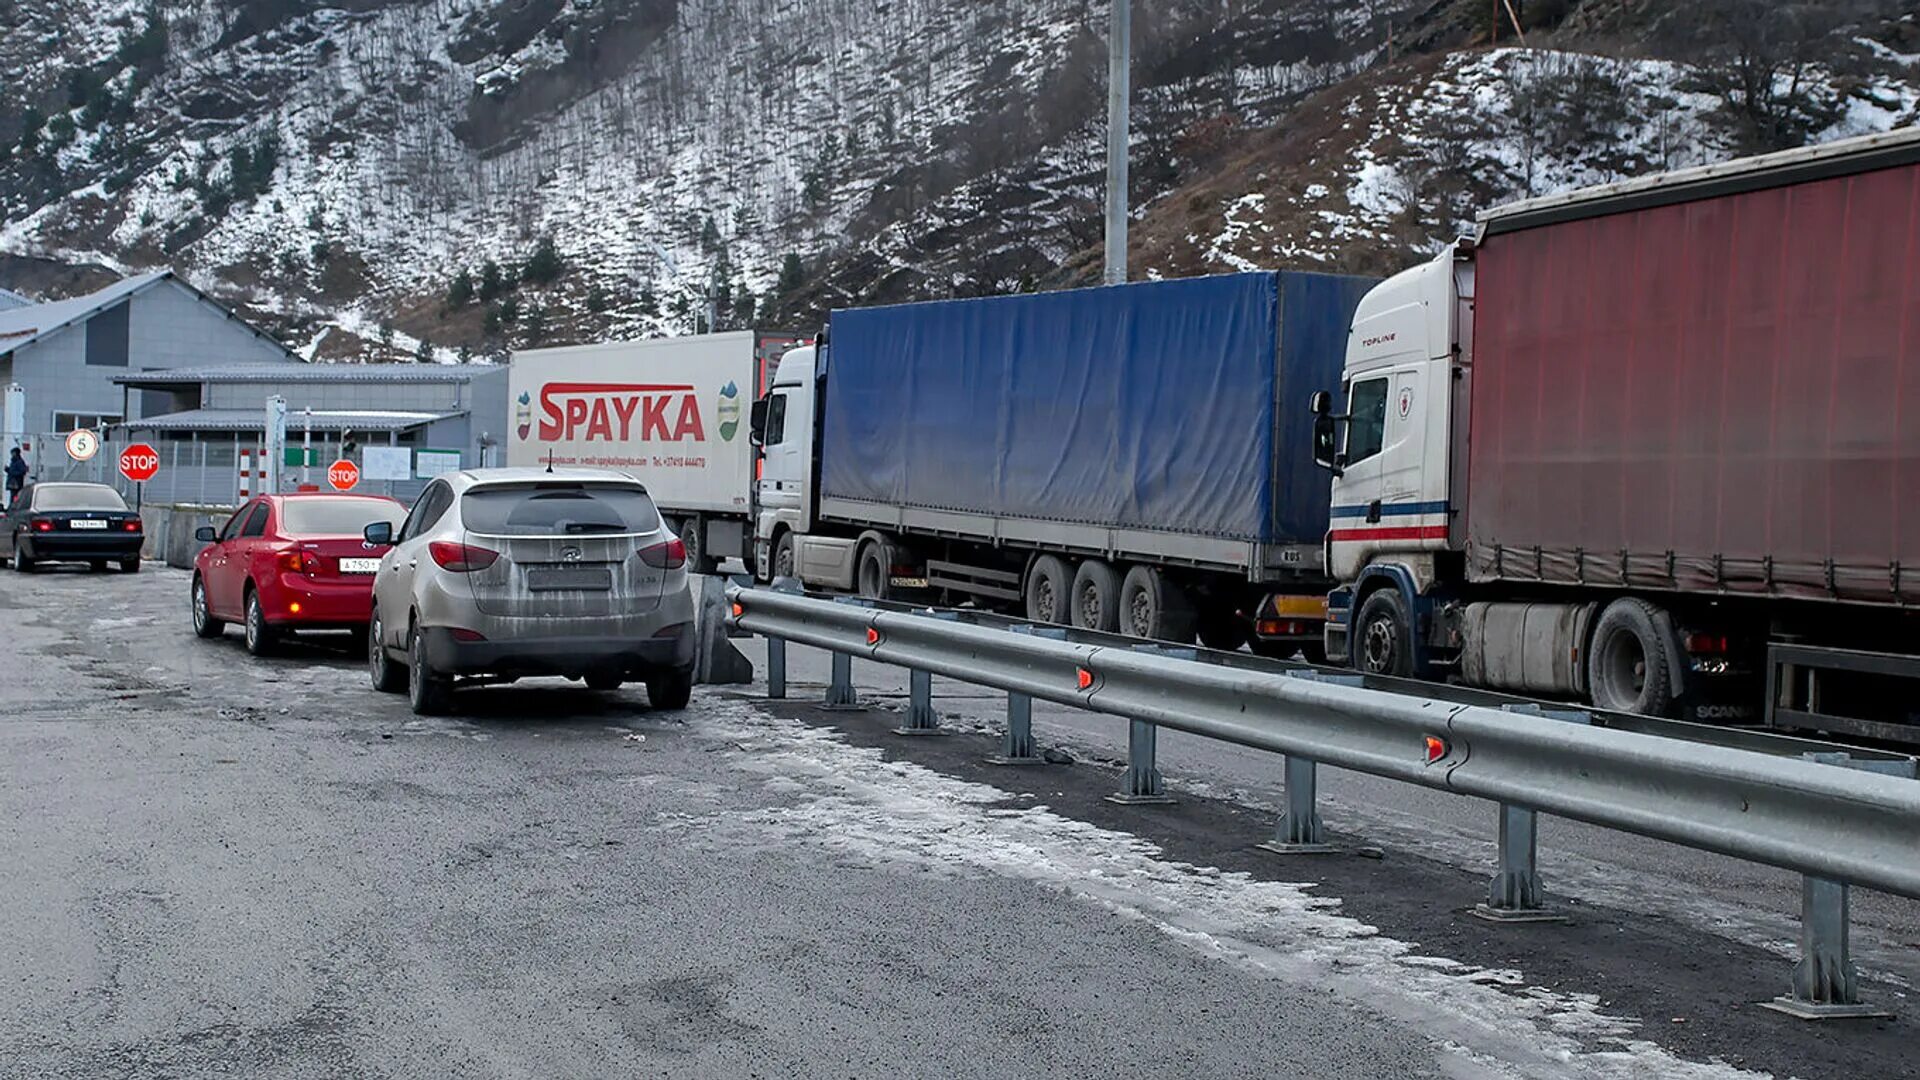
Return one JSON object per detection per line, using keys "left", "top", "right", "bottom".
{"left": 137, "top": 503, "right": 236, "bottom": 569}
{"left": 690, "top": 574, "right": 753, "bottom": 685}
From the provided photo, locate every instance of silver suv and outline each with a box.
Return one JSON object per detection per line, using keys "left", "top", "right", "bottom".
{"left": 363, "top": 468, "right": 695, "bottom": 715}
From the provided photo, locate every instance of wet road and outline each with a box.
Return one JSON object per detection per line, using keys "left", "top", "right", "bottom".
{"left": 0, "top": 564, "right": 1911, "bottom": 1078}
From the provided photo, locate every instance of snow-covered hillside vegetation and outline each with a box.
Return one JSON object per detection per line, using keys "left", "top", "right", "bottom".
{"left": 0, "top": 0, "right": 1915, "bottom": 360}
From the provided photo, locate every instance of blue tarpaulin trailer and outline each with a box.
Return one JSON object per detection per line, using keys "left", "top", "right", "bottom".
{"left": 817, "top": 270, "right": 1376, "bottom": 582}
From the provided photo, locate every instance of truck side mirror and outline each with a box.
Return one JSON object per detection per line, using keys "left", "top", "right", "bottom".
{"left": 749, "top": 399, "right": 768, "bottom": 446}
{"left": 1309, "top": 390, "right": 1333, "bottom": 416}
{"left": 1312, "top": 414, "right": 1342, "bottom": 477}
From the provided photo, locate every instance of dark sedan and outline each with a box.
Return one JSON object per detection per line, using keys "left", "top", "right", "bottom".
{"left": 1, "top": 483, "right": 144, "bottom": 573}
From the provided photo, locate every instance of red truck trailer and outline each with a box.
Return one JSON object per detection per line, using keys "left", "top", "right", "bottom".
{"left": 1315, "top": 127, "right": 1920, "bottom": 743}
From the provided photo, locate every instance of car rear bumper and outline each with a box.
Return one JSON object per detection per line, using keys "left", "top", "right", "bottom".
{"left": 421, "top": 622, "right": 695, "bottom": 679}
{"left": 258, "top": 571, "right": 376, "bottom": 627}
{"left": 20, "top": 535, "right": 142, "bottom": 561}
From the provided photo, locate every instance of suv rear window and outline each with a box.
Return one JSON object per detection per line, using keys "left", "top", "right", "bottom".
{"left": 460, "top": 484, "right": 660, "bottom": 536}
{"left": 281, "top": 497, "right": 405, "bottom": 536}
{"left": 33, "top": 485, "right": 127, "bottom": 511}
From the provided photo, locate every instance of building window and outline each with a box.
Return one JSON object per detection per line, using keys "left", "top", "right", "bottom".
{"left": 85, "top": 301, "right": 130, "bottom": 367}
{"left": 52, "top": 411, "right": 121, "bottom": 433}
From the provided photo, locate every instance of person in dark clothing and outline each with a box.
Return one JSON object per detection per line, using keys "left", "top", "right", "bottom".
{"left": 5, "top": 448, "right": 25, "bottom": 507}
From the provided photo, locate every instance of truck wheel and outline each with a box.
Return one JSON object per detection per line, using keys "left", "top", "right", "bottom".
{"left": 1070, "top": 560, "right": 1122, "bottom": 632}
{"left": 1587, "top": 598, "right": 1681, "bottom": 716}
{"left": 1196, "top": 610, "right": 1249, "bottom": 652}
{"left": 1119, "top": 565, "right": 1196, "bottom": 641}
{"left": 772, "top": 532, "right": 797, "bottom": 582}
{"left": 1024, "top": 556, "right": 1071, "bottom": 624}
{"left": 856, "top": 541, "right": 893, "bottom": 601}
{"left": 1353, "top": 588, "right": 1414, "bottom": 677}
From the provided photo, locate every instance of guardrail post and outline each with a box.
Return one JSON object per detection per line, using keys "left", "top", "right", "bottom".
{"left": 1106, "top": 720, "right": 1175, "bottom": 805}
{"left": 894, "top": 668, "right": 946, "bottom": 736}
{"left": 986, "top": 691, "right": 1045, "bottom": 765}
{"left": 766, "top": 636, "right": 787, "bottom": 700}
{"left": 824, "top": 651, "right": 858, "bottom": 709}
{"left": 1762, "top": 877, "right": 1889, "bottom": 1020}
{"left": 1471, "top": 804, "right": 1568, "bottom": 923}
{"left": 1258, "top": 755, "right": 1337, "bottom": 854}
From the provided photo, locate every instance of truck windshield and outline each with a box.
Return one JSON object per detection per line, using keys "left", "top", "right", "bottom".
{"left": 281, "top": 497, "right": 405, "bottom": 537}
{"left": 33, "top": 485, "right": 128, "bottom": 511}
{"left": 461, "top": 484, "right": 660, "bottom": 536}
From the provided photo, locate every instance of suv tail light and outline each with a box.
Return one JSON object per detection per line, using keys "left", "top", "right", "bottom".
{"left": 639, "top": 537, "right": 686, "bottom": 569}
{"left": 429, "top": 540, "right": 499, "bottom": 572}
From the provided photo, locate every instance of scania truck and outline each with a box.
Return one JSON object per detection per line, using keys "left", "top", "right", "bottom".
{"left": 1312, "top": 127, "right": 1920, "bottom": 742}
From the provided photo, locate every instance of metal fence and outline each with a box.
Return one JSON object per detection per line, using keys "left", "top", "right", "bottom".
{"left": 729, "top": 585, "right": 1920, "bottom": 1021}
{"left": 12, "top": 432, "right": 444, "bottom": 509}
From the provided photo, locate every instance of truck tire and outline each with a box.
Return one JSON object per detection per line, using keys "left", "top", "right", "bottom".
{"left": 771, "top": 531, "right": 797, "bottom": 582}
{"left": 856, "top": 541, "right": 893, "bottom": 601}
{"left": 1353, "top": 587, "right": 1414, "bottom": 677}
{"left": 1070, "top": 560, "right": 1122, "bottom": 632}
{"left": 1024, "top": 556, "right": 1071, "bottom": 624}
{"left": 1119, "top": 565, "right": 1196, "bottom": 642}
{"left": 677, "top": 517, "right": 707, "bottom": 575}
{"left": 1587, "top": 598, "right": 1681, "bottom": 717}
{"left": 1196, "top": 610, "right": 1250, "bottom": 652}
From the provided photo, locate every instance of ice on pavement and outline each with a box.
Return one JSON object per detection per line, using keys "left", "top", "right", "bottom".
{"left": 677, "top": 697, "right": 1766, "bottom": 1080}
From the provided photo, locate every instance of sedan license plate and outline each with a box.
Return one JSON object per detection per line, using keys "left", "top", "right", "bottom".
{"left": 69, "top": 519, "right": 108, "bottom": 530}
{"left": 526, "top": 566, "right": 612, "bottom": 592}
{"left": 339, "top": 557, "right": 381, "bottom": 574}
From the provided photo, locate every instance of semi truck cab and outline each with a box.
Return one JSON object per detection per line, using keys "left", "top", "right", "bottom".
{"left": 1317, "top": 246, "right": 1473, "bottom": 672}
{"left": 751, "top": 344, "right": 822, "bottom": 581}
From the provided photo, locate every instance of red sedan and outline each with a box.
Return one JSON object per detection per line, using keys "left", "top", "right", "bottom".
{"left": 190, "top": 494, "right": 406, "bottom": 656}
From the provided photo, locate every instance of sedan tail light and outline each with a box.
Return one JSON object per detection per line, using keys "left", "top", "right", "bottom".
{"left": 31, "top": 519, "right": 52, "bottom": 532}
{"left": 277, "top": 550, "right": 310, "bottom": 574}
{"left": 429, "top": 540, "right": 498, "bottom": 572}
{"left": 122, "top": 520, "right": 141, "bottom": 533}
{"left": 639, "top": 537, "right": 686, "bottom": 569}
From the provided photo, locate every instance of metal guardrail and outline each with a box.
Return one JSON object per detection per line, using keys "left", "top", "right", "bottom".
{"left": 727, "top": 585, "right": 1920, "bottom": 1021}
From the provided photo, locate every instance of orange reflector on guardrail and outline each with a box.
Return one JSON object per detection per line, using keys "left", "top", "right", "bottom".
{"left": 866, "top": 628, "right": 880, "bottom": 646}
{"left": 730, "top": 602, "right": 744, "bottom": 618}
{"left": 1424, "top": 735, "right": 1449, "bottom": 763}
{"left": 1076, "top": 667, "right": 1094, "bottom": 690}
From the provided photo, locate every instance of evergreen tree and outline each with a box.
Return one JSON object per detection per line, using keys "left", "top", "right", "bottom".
{"left": 447, "top": 268, "right": 474, "bottom": 307}
{"left": 499, "top": 295, "right": 520, "bottom": 325}
{"left": 734, "top": 286, "right": 757, "bottom": 327}
{"left": 483, "top": 306, "right": 502, "bottom": 338}
{"left": 523, "top": 305, "right": 547, "bottom": 344}
{"left": 586, "top": 283, "right": 608, "bottom": 313}
{"left": 638, "top": 288, "right": 658, "bottom": 317}
{"left": 478, "top": 259, "right": 504, "bottom": 302}
{"left": 699, "top": 215, "right": 720, "bottom": 253}
{"left": 415, "top": 336, "right": 433, "bottom": 363}
{"left": 776, "top": 252, "right": 805, "bottom": 294}
{"left": 522, "top": 235, "right": 562, "bottom": 284}
{"left": 17, "top": 107, "right": 43, "bottom": 156}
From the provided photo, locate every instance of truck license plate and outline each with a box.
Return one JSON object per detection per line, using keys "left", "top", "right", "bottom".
{"left": 339, "top": 558, "right": 381, "bottom": 574}
{"left": 69, "top": 519, "right": 107, "bottom": 530}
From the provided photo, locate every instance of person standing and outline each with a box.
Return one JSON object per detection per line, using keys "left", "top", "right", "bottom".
{"left": 5, "top": 448, "right": 26, "bottom": 507}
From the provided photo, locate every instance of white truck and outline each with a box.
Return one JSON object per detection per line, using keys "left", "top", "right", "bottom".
{"left": 508, "top": 331, "right": 803, "bottom": 572}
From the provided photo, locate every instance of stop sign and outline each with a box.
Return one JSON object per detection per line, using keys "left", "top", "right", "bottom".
{"left": 118, "top": 443, "right": 160, "bottom": 483}
{"left": 327, "top": 459, "right": 360, "bottom": 491}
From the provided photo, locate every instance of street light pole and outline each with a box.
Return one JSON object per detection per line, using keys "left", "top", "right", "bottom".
{"left": 1103, "top": 0, "right": 1131, "bottom": 285}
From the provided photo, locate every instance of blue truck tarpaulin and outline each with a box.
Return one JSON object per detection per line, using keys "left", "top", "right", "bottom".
{"left": 819, "top": 271, "right": 1375, "bottom": 545}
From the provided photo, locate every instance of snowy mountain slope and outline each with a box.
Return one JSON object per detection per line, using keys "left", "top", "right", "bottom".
{"left": 1, "top": 1, "right": 1916, "bottom": 360}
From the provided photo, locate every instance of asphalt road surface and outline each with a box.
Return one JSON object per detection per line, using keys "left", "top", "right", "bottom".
{"left": 0, "top": 564, "right": 1912, "bottom": 1079}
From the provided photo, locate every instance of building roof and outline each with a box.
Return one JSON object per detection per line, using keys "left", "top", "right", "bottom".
{"left": 0, "top": 270, "right": 294, "bottom": 358}
{"left": 126, "top": 407, "right": 463, "bottom": 434}
{"left": 0, "top": 287, "right": 33, "bottom": 311}
{"left": 112, "top": 362, "right": 503, "bottom": 388}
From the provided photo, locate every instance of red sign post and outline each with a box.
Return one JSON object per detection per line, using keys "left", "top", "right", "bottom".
{"left": 118, "top": 443, "right": 160, "bottom": 483}
{"left": 327, "top": 459, "right": 360, "bottom": 491}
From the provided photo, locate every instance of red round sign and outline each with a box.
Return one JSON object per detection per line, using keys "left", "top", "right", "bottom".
{"left": 327, "top": 459, "right": 360, "bottom": 491}
{"left": 118, "top": 443, "right": 160, "bottom": 483}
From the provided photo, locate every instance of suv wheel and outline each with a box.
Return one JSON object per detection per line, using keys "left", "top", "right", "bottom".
{"left": 191, "top": 576, "right": 225, "bottom": 639}
{"left": 646, "top": 669, "right": 693, "bottom": 711}
{"left": 368, "top": 608, "right": 405, "bottom": 692}
{"left": 407, "top": 623, "right": 454, "bottom": 715}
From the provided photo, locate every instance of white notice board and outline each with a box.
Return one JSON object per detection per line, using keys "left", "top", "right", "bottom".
{"left": 361, "top": 445, "right": 413, "bottom": 481}
{"left": 415, "top": 449, "right": 461, "bottom": 478}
